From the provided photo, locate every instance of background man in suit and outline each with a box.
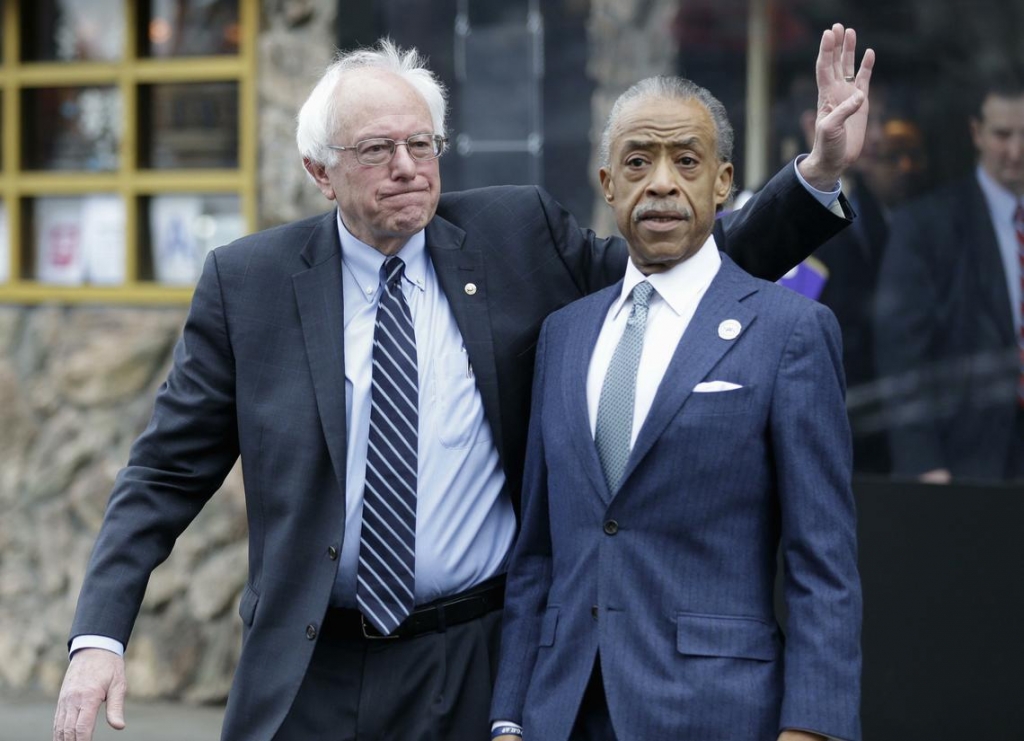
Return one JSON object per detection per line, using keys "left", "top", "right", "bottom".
{"left": 492, "top": 75, "right": 861, "bottom": 741}
{"left": 53, "top": 26, "right": 872, "bottom": 741}
{"left": 874, "top": 70, "right": 1024, "bottom": 483}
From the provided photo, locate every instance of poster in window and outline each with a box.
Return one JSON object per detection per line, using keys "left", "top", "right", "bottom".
{"left": 150, "top": 195, "right": 203, "bottom": 285}
{"left": 82, "top": 195, "right": 126, "bottom": 285}
{"left": 35, "top": 197, "right": 86, "bottom": 285}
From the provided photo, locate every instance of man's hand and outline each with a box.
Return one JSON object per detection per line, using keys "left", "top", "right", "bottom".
{"left": 919, "top": 468, "right": 953, "bottom": 484}
{"left": 799, "top": 23, "right": 876, "bottom": 191}
{"left": 53, "top": 649, "right": 128, "bottom": 741}
{"left": 779, "top": 731, "right": 828, "bottom": 741}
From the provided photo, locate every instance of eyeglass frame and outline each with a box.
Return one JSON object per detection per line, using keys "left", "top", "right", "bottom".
{"left": 325, "top": 133, "right": 448, "bottom": 166}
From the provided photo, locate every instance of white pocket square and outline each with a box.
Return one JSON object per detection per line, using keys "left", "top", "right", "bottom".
{"left": 693, "top": 381, "right": 744, "bottom": 393}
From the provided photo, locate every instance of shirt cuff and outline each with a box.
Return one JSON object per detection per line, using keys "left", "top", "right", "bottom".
{"left": 69, "top": 635, "right": 125, "bottom": 659}
{"left": 491, "top": 720, "right": 523, "bottom": 736}
{"left": 793, "top": 154, "right": 843, "bottom": 213}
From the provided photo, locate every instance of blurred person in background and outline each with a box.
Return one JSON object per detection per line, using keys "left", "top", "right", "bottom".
{"left": 772, "top": 82, "right": 928, "bottom": 475}
{"left": 874, "top": 68, "right": 1024, "bottom": 483}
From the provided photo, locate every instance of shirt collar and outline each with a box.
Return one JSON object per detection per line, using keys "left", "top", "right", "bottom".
{"left": 610, "top": 232, "right": 722, "bottom": 319}
{"left": 976, "top": 165, "right": 1021, "bottom": 224}
{"left": 336, "top": 210, "right": 427, "bottom": 303}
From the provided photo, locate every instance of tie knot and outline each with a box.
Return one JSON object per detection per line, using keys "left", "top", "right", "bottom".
{"left": 631, "top": 280, "right": 654, "bottom": 309}
{"left": 381, "top": 256, "right": 406, "bottom": 288}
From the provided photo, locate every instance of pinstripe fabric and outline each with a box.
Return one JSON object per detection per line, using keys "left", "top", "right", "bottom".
{"left": 357, "top": 257, "right": 418, "bottom": 635}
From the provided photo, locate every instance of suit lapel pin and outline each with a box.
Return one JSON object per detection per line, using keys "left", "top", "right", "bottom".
{"left": 464, "top": 283, "right": 477, "bottom": 296}
{"left": 718, "top": 319, "right": 742, "bottom": 340}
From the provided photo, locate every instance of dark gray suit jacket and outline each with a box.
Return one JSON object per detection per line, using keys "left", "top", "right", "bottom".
{"left": 874, "top": 175, "right": 1020, "bottom": 480}
{"left": 70, "top": 169, "right": 849, "bottom": 741}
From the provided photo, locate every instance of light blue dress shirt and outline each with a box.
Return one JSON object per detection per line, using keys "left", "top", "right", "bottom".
{"left": 976, "top": 165, "right": 1023, "bottom": 335}
{"left": 332, "top": 213, "right": 516, "bottom": 608}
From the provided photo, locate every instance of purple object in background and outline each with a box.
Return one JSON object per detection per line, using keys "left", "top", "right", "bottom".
{"left": 776, "top": 256, "right": 829, "bottom": 300}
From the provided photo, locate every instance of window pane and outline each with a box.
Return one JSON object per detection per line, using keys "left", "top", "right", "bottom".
{"left": 31, "top": 195, "right": 126, "bottom": 285}
{"left": 143, "top": 0, "right": 240, "bottom": 58}
{"left": 140, "top": 82, "right": 239, "bottom": 169}
{"left": 22, "top": 0, "right": 124, "bottom": 62}
{"left": 144, "top": 194, "right": 244, "bottom": 285}
{"left": 22, "top": 86, "right": 122, "bottom": 171}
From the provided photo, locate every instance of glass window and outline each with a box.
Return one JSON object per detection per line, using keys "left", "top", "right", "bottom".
{"left": 143, "top": 0, "right": 240, "bottom": 58}
{"left": 31, "top": 195, "right": 126, "bottom": 285}
{"left": 143, "top": 194, "right": 244, "bottom": 285}
{"left": 21, "top": 0, "right": 124, "bottom": 62}
{"left": 139, "top": 82, "right": 239, "bottom": 169}
{"left": 22, "top": 86, "right": 122, "bottom": 171}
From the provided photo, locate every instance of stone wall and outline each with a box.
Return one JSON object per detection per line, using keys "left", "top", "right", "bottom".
{"left": 0, "top": 0, "right": 338, "bottom": 702}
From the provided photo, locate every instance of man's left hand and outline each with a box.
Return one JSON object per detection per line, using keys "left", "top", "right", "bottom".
{"left": 799, "top": 22, "right": 876, "bottom": 191}
{"left": 778, "top": 731, "right": 828, "bottom": 741}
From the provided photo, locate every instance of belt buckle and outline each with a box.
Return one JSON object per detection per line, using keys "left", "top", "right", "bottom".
{"left": 361, "top": 614, "right": 401, "bottom": 640}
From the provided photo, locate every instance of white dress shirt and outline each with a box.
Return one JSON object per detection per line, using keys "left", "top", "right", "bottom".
{"left": 587, "top": 235, "right": 722, "bottom": 440}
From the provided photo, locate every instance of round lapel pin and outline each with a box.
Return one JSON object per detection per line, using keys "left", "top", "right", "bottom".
{"left": 718, "top": 319, "right": 742, "bottom": 340}
{"left": 464, "top": 283, "right": 477, "bottom": 296}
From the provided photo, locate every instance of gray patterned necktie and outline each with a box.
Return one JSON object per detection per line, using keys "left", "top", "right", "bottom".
{"left": 594, "top": 280, "right": 655, "bottom": 493}
{"left": 357, "top": 257, "right": 418, "bottom": 635}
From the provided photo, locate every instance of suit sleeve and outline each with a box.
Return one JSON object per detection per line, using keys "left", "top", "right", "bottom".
{"left": 490, "top": 319, "right": 555, "bottom": 724}
{"left": 716, "top": 160, "right": 853, "bottom": 282}
{"left": 872, "top": 206, "right": 947, "bottom": 475}
{"left": 69, "top": 250, "right": 241, "bottom": 647}
{"left": 771, "top": 304, "right": 862, "bottom": 741}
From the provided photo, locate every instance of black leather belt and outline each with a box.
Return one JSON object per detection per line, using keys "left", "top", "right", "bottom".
{"left": 324, "top": 574, "right": 505, "bottom": 640}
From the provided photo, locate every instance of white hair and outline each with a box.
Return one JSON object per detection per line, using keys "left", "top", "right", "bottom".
{"left": 296, "top": 38, "right": 448, "bottom": 169}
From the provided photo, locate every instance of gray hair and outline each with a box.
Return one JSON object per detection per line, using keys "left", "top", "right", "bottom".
{"left": 599, "top": 76, "right": 734, "bottom": 168}
{"left": 296, "top": 38, "right": 448, "bottom": 168}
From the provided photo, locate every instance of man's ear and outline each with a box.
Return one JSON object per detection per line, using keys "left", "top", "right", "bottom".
{"left": 303, "top": 157, "right": 337, "bottom": 201}
{"left": 599, "top": 167, "right": 614, "bottom": 203}
{"left": 714, "top": 162, "right": 734, "bottom": 206}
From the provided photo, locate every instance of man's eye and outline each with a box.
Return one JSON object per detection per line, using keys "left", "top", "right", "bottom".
{"left": 678, "top": 155, "right": 697, "bottom": 166}
{"left": 626, "top": 157, "right": 647, "bottom": 167}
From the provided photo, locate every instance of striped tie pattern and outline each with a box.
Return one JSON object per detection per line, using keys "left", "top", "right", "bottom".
{"left": 357, "top": 257, "right": 418, "bottom": 635}
{"left": 595, "top": 280, "right": 655, "bottom": 492}
{"left": 1016, "top": 202, "right": 1024, "bottom": 408}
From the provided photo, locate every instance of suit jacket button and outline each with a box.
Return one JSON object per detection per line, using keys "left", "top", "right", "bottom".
{"left": 603, "top": 520, "right": 619, "bottom": 535}
{"left": 306, "top": 623, "right": 317, "bottom": 640}
{"left": 326, "top": 546, "right": 338, "bottom": 560}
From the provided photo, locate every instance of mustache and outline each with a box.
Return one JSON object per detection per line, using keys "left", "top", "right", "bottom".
{"left": 632, "top": 201, "right": 692, "bottom": 222}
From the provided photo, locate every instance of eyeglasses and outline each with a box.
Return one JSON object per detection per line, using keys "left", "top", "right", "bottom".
{"left": 326, "top": 133, "right": 447, "bottom": 166}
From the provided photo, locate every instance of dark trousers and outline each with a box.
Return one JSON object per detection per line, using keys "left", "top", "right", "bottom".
{"left": 568, "top": 655, "right": 618, "bottom": 741}
{"left": 273, "top": 608, "right": 502, "bottom": 741}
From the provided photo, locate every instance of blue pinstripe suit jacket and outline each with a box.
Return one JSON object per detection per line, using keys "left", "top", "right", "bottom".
{"left": 492, "top": 255, "right": 862, "bottom": 741}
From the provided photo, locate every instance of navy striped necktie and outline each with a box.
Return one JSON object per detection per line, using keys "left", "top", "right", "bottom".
{"left": 357, "top": 256, "right": 418, "bottom": 635}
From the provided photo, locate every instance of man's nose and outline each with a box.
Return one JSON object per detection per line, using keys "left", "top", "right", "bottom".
{"left": 645, "top": 157, "right": 681, "bottom": 195}
{"left": 389, "top": 142, "right": 418, "bottom": 176}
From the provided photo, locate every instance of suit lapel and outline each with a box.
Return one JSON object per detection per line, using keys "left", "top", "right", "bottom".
{"left": 563, "top": 286, "right": 623, "bottom": 502}
{"left": 426, "top": 215, "right": 507, "bottom": 461}
{"left": 618, "top": 257, "right": 757, "bottom": 493}
{"left": 293, "top": 212, "right": 348, "bottom": 493}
